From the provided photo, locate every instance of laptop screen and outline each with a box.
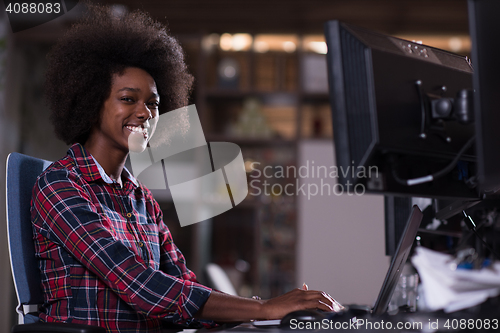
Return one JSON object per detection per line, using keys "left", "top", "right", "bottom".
{"left": 372, "top": 205, "right": 423, "bottom": 315}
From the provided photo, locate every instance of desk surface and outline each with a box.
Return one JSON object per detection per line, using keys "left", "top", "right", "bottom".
{"left": 195, "top": 299, "right": 500, "bottom": 333}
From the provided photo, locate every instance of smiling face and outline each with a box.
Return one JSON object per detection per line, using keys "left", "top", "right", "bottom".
{"left": 86, "top": 67, "right": 159, "bottom": 155}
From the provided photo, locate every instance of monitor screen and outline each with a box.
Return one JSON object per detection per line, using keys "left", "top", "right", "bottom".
{"left": 324, "top": 20, "right": 477, "bottom": 200}
{"left": 468, "top": 0, "right": 500, "bottom": 196}
{"left": 373, "top": 205, "right": 423, "bottom": 316}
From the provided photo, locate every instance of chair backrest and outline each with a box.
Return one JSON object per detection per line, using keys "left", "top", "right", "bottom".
{"left": 6, "top": 152, "right": 52, "bottom": 324}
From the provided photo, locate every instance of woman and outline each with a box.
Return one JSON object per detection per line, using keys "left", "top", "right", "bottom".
{"left": 32, "top": 4, "right": 341, "bottom": 332}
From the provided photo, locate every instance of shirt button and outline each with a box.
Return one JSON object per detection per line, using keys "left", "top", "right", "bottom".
{"left": 138, "top": 241, "right": 144, "bottom": 247}
{"left": 126, "top": 213, "right": 132, "bottom": 218}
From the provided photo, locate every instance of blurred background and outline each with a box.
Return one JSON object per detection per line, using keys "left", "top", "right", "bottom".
{"left": 0, "top": 0, "right": 471, "bottom": 330}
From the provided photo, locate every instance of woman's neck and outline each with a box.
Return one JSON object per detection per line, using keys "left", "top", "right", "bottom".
{"left": 84, "top": 141, "right": 128, "bottom": 182}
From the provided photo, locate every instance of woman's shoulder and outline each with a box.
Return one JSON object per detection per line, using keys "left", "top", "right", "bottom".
{"left": 35, "top": 154, "right": 85, "bottom": 190}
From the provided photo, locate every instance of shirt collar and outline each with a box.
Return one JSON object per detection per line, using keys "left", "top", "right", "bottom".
{"left": 68, "top": 143, "right": 139, "bottom": 187}
{"left": 93, "top": 158, "right": 138, "bottom": 187}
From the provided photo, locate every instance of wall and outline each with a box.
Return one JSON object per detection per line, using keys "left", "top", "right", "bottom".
{"left": 0, "top": 12, "right": 20, "bottom": 330}
{"left": 0, "top": 25, "right": 69, "bottom": 331}
{"left": 297, "top": 140, "right": 389, "bottom": 306}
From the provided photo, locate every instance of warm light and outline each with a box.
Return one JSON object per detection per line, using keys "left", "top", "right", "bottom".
{"left": 303, "top": 35, "right": 328, "bottom": 54}
{"left": 448, "top": 37, "right": 463, "bottom": 53}
{"left": 220, "top": 33, "right": 233, "bottom": 51}
{"left": 308, "top": 41, "right": 327, "bottom": 54}
{"left": 254, "top": 34, "right": 298, "bottom": 52}
{"left": 219, "top": 33, "right": 252, "bottom": 51}
{"left": 283, "top": 41, "right": 296, "bottom": 53}
{"left": 232, "top": 33, "right": 252, "bottom": 51}
{"left": 254, "top": 40, "right": 269, "bottom": 53}
{"left": 244, "top": 160, "right": 255, "bottom": 173}
{"left": 202, "top": 33, "right": 220, "bottom": 51}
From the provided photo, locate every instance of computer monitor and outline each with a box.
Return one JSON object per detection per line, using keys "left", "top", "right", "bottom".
{"left": 468, "top": 0, "right": 500, "bottom": 196}
{"left": 384, "top": 196, "right": 412, "bottom": 256}
{"left": 324, "top": 20, "right": 477, "bottom": 200}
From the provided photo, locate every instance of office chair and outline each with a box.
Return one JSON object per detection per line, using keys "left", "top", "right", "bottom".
{"left": 6, "top": 152, "right": 105, "bottom": 333}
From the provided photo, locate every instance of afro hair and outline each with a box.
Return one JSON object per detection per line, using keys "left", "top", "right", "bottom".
{"left": 45, "top": 3, "right": 194, "bottom": 145}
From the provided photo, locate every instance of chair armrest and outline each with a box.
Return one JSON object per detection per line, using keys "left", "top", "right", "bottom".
{"left": 12, "top": 322, "right": 106, "bottom": 333}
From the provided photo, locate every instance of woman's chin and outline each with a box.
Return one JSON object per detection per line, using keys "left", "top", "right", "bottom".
{"left": 128, "top": 132, "right": 148, "bottom": 153}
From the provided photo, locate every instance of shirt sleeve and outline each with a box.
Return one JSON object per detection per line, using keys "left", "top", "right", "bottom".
{"left": 31, "top": 167, "right": 212, "bottom": 322}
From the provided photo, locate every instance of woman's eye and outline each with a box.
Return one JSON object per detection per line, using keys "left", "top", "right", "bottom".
{"left": 148, "top": 101, "right": 160, "bottom": 108}
{"left": 121, "top": 97, "right": 134, "bottom": 102}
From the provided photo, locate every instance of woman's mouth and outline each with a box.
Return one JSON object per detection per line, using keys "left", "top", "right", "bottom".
{"left": 127, "top": 125, "right": 149, "bottom": 153}
{"left": 125, "top": 125, "right": 148, "bottom": 139}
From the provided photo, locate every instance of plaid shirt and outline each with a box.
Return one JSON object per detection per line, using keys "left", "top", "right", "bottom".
{"left": 31, "top": 143, "right": 212, "bottom": 332}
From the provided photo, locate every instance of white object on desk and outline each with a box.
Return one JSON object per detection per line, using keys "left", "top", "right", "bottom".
{"left": 251, "top": 319, "right": 281, "bottom": 327}
{"left": 412, "top": 246, "right": 500, "bottom": 313}
{"left": 205, "top": 263, "right": 239, "bottom": 296}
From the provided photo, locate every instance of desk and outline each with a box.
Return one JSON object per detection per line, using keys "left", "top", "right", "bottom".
{"left": 196, "top": 297, "right": 500, "bottom": 333}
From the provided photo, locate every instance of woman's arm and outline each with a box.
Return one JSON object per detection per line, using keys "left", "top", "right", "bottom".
{"left": 153, "top": 198, "right": 342, "bottom": 322}
{"left": 196, "top": 288, "right": 342, "bottom": 322}
{"left": 151, "top": 184, "right": 342, "bottom": 322}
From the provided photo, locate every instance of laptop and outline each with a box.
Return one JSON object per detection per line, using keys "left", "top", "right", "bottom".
{"left": 371, "top": 205, "right": 423, "bottom": 316}
{"left": 253, "top": 205, "right": 423, "bottom": 327}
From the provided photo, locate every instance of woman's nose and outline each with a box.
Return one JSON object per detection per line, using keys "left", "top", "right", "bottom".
{"left": 136, "top": 103, "right": 153, "bottom": 120}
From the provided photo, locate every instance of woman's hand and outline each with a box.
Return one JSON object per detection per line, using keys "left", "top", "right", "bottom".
{"left": 196, "top": 286, "right": 343, "bottom": 322}
{"left": 259, "top": 286, "right": 344, "bottom": 320}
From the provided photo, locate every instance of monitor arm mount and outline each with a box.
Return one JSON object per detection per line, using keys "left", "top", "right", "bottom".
{"left": 390, "top": 82, "right": 476, "bottom": 187}
{"left": 416, "top": 80, "right": 474, "bottom": 143}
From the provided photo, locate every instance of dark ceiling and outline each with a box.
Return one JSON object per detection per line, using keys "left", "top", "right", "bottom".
{"left": 10, "top": 0, "right": 471, "bottom": 44}
{"left": 100, "top": 0, "right": 470, "bottom": 35}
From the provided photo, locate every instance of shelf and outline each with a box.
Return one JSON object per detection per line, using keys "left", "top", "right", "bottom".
{"left": 205, "top": 89, "right": 299, "bottom": 101}
{"left": 301, "top": 92, "right": 330, "bottom": 102}
{"left": 206, "top": 134, "right": 296, "bottom": 146}
{"left": 205, "top": 89, "right": 330, "bottom": 102}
